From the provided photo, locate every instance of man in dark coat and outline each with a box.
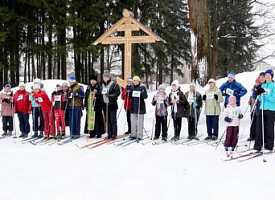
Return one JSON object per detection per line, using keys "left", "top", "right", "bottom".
{"left": 84, "top": 75, "right": 105, "bottom": 138}
{"left": 101, "top": 71, "right": 121, "bottom": 140}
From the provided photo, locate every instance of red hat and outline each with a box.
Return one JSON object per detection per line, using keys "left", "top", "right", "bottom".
{"left": 255, "top": 77, "right": 261, "bottom": 84}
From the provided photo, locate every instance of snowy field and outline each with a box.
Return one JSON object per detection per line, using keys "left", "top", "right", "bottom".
{"left": 0, "top": 72, "right": 275, "bottom": 200}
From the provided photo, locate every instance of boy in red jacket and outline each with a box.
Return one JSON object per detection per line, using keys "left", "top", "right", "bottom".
{"left": 121, "top": 77, "right": 133, "bottom": 134}
{"left": 32, "top": 84, "right": 55, "bottom": 139}
{"left": 51, "top": 84, "right": 66, "bottom": 138}
{"left": 13, "top": 82, "right": 31, "bottom": 138}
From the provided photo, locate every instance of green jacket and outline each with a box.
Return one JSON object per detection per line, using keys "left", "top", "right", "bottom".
{"left": 203, "top": 86, "right": 224, "bottom": 116}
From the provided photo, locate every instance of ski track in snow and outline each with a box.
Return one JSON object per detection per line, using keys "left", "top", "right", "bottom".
{"left": 0, "top": 72, "right": 275, "bottom": 200}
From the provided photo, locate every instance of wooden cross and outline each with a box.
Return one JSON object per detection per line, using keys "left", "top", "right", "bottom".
{"left": 93, "top": 9, "right": 164, "bottom": 87}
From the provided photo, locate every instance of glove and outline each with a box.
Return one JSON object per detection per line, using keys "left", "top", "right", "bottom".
{"left": 2, "top": 99, "right": 4, "bottom": 103}
{"left": 214, "top": 94, "right": 218, "bottom": 101}
{"left": 238, "top": 114, "right": 244, "bottom": 119}
{"left": 202, "top": 95, "right": 206, "bottom": 100}
{"left": 234, "top": 93, "right": 239, "bottom": 97}
{"left": 192, "top": 102, "right": 198, "bottom": 108}
{"left": 222, "top": 91, "right": 226, "bottom": 96}
{"left": 224, "top": 117, "right": 233, "bottom": 123}
{"left": 257, "top": 87, "right": 265, "bottom": 95}
{"left": 3, "top": 98, "right": 9, "bottom": 103}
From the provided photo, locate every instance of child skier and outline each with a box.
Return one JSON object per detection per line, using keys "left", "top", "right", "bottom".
{"left": 51, "top": 84, "right": 67, "bottom": 139}
{"left": 223, "top": 95, "right": 243, "bottom": 156}
{"left": 0, "top": 84, "right": 14, "bottom": 136}
{"left": 169, "top": 80, "right": 187, "bottom": 141}
{"left": 152, "top": 84, "right": 169, "bottom": 141}
{"left": 185, "top": 82, "right": 202, "bottom": 139}
{"left": 32, "top": 84, "right": 55, "bottom": 139}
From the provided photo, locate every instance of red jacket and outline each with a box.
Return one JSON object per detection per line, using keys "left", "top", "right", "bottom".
{"left": 33, "top": 90, "right": 52, "bottom": 111}
{"left": 121, "top": 87, "right": 132, "bottom": 110}
{"left": 13, "top": 89, "right": 31, "bottom": 114}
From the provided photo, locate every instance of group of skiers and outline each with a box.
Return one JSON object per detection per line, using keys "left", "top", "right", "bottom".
{"left": 0, "top": 69, "right": 274, "bottom": 154}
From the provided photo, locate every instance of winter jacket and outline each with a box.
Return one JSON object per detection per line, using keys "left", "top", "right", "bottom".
{"left": 169, "top": 89, "right": 187, "bottom": 118}
{"left": 129, "top": 84, "right": 148, "bottom": 114}
{"left": 223, "top": 104, "right": 242, "bottom": 127}
{"left": 152, "top": 92, "right": 169, "bottom": 116}
{"left": 185, "top": 90, "right": 202, "bottom": 118}
{"left": 257, "top": 81, "right": 275, "bottom": 111}
{"left": 13, "top": 89, "right": 31, "bottom": 114}
{"left": 33, "top": 90, "right": 52, "bottom": 111}
{"left": 219, "top": 80, "right": 247, "bottom": 106}
{"left": 84, "top": 83, "right": 102, "bottom": 112}
{"left": 101, "top": 80, "right": 121, "bottom": 111}
{"left": 51, "top": 90, "right": 66, "bottom": 110}
{"left": 203, "top": 86, "right": 224, "bottom": 116}
{"left": 121, "top": 85, "right": 132, "bottom": 110}
{"left": 68, "top": 82, "right": 84, "bottom": 107}
{"left": 29, "top": 84, "right": 45, "bottom": 107}
{"left": 0, "top": 89, "right": 13, "bottom": 116}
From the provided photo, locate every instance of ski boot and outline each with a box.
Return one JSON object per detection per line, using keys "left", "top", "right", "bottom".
{"left": 204, "top": 136, "right": 211, "bottom": 140}
{"left": 2, "top": 132, "right": 7, "bottom": 137}
{"left": 19, "top": 133, "right": 25, "bottom": 138}
{"left": 7, "top": 131, "right": 12, "bottom": 136}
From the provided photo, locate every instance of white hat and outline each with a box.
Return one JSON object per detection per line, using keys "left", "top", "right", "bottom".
{"left": 34, "top": 78, "right": 41, "bottom": 84}
{"left": 158, "top": 84, "right": 166, "bottom": 90}
{"left": 33, "top": 84, "right": 41, "bottom": 90}
{"left": 171, "top": 80, "right": 179, "bottom": 88}
{"left": 208, "top": 78, "right": 216, "bottom": 84}
{"left": 189, "top": 82, "right": 196, "bottom": 87}
{"left": 18, "top": 82, "right": 25, "bottom": 87}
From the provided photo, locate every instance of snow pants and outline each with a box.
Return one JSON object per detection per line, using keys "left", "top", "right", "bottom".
{"left": 254, "top": 110, "right": 275, "bottom": 151}
{"left": 17, "top": 112, "right": 30, "bottom": 134}
{"left": 155, "top": 115, "right": 167, "bottom": 138}
{"left": 32, "top": 107, "right": 44, "bottom": 132}
{"left": 2, "top": 116, "right": 13, "bottom": 132}
{"left": 224, "top": 126, "right": 239, "bottom": 148}
{"left": 206, "top": 115, "right": 219, "bottom": 137}
{"left": 131, "top": 114, "right": 144, "bottom": 139}
{"left": 42, "top": 109, "right": 55, "bottom": 137}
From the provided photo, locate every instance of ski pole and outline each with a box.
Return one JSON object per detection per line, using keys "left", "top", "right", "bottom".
{"left": 136, "top": 89, "right": 141, "bottom": 142}
{"left": 117, "top": 101, "right": 124, "bottom": 119}
{"left": 11, "top": 102, "right": 17, "bottom": 138}
{"left": 214, "top": 120, "right": 232, "bottom": 150}
{"left": 150, "top": 117, "right": 155, "bottom": 140}
{"left": 70, "top": 95, "right": 75, "bottom": 141}
{"left": 261, "top": 95, "right": 267, "bottom": 162}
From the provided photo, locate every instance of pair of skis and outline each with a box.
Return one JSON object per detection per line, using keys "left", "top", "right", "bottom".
{"left": 222, "top": 149, "right": 274, "bottom": 162}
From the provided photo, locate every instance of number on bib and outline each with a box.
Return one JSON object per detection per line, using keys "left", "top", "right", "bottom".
{"left": 206, "top": 94, "right": 214, "bottom": 100}
{"left": 17, "top": 95, "right": 23, "bottom": 101}
{"left": 101, "top": 88, "right": 108, "bottom": 95}
{"left": 226, "top": 88, "right": 234, "bottom": 96}
{"left": 132, "top": 91, "right": 141, "bottom": 97}
{"left": 54, "top": 95, "right": 61, "bottom": 102}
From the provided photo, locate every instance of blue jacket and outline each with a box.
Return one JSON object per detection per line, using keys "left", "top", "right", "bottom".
{"left": 257, "top": 81, "right": 275, "bottom": 111}
{"left": 219, "top": 80, "right": 247, "bottom": 106}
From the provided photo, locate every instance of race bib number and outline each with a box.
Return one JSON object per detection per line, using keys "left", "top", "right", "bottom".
{"left": 226, "top": 88, "right": 234, "bottom": 96}
{"left": 157, "top": 97, "right": 164, "bottom": 103}
{"left": 101, "top": 88, "right": 108, "bottom": 95}
{"left": 132, "top": 91, "right": 141, "bottom": 97}
{"left": 264, "top": 88, "right": 271, "bottom": 94}
{"left": 37, "top": 97, "right": 43, "bottom": 103}
{"left": 188, "top": 97, "right": 195, "bottom": 103}
{"left": 231, "top": 110, "right": 238, "bottom": 117}
{"left": 17, "top": 95, "right": 23, "bottom": 101}
{"left": 206, "top": 94, "right": 214, "bottom": 100}
{"left": 54, "top": 95, "right": 61, "bottom": 102}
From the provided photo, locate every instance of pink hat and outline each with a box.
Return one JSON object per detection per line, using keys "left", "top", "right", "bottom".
{"left": 208, "top": 78, "right": 216, "bottom": 84}
{"left": 228, "top": 95, "right": 236, "bottom": 102}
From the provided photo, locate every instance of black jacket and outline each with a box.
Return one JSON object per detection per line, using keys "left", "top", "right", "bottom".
{"left": 101, "top": 80, "right": 121, "bottom": 111}
{"left": 169, "top": 89, "right": 188, "bottom": 118}
{"left": 129, "top": 84, "right": 148, "bottom": 114}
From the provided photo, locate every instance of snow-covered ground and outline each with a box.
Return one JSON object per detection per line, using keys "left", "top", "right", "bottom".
{"left": 0, "top": 71, "right": 275, "bottom": 200}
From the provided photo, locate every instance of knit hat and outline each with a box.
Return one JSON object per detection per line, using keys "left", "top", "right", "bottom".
{"left": 259, "top": 72, "right": 266, "bottom": 77}
{"left": 68, "top": 76, "right": 76, "bottom": 82}
{"left": 62, "top": 82, "right": 69, "bottom": 87}
{"left": 133, "top": 76, "right": 140, "bottom": 82}
{"left": 89, "top": 75, "right": 98, "bottom": 81}
{"left": 208, "top": 78, "right": 216, "bottom": 84}
{"left": 33, "top": 84, "right": 40, "bottom": 90}
{"left": 265, "top": 69, "right": 274, "bottom": 78}
{"left": 18, "top": 82, "right": 25, "bottom": 87}
{"left": 228, "top": 72, "right": 235, "bottom": 79}
{"left": 158, "top": 84, "right": 166, "bottom": 90}
{"left": 171, "top": 80, "right": 179, "bottom": 88}
{"left": 103, "top": 71, "right": 111, "bottom": 78}
{"left": 34, "top": 78, "right": 41, "bottom": 85}
{"left": 228, "top": 95, "right": 236, "bottom": 103}
{"left": 189, "top": 82, "right": 196, "bottom": 87}
{"left": 5, "top": 84, "right": 11, "bottom": 88}
{"left": 56, "top": 84, "right": 61, "bottom": 87}
{"left": 127, "top": 77, "right": 133, "bottom": 82}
